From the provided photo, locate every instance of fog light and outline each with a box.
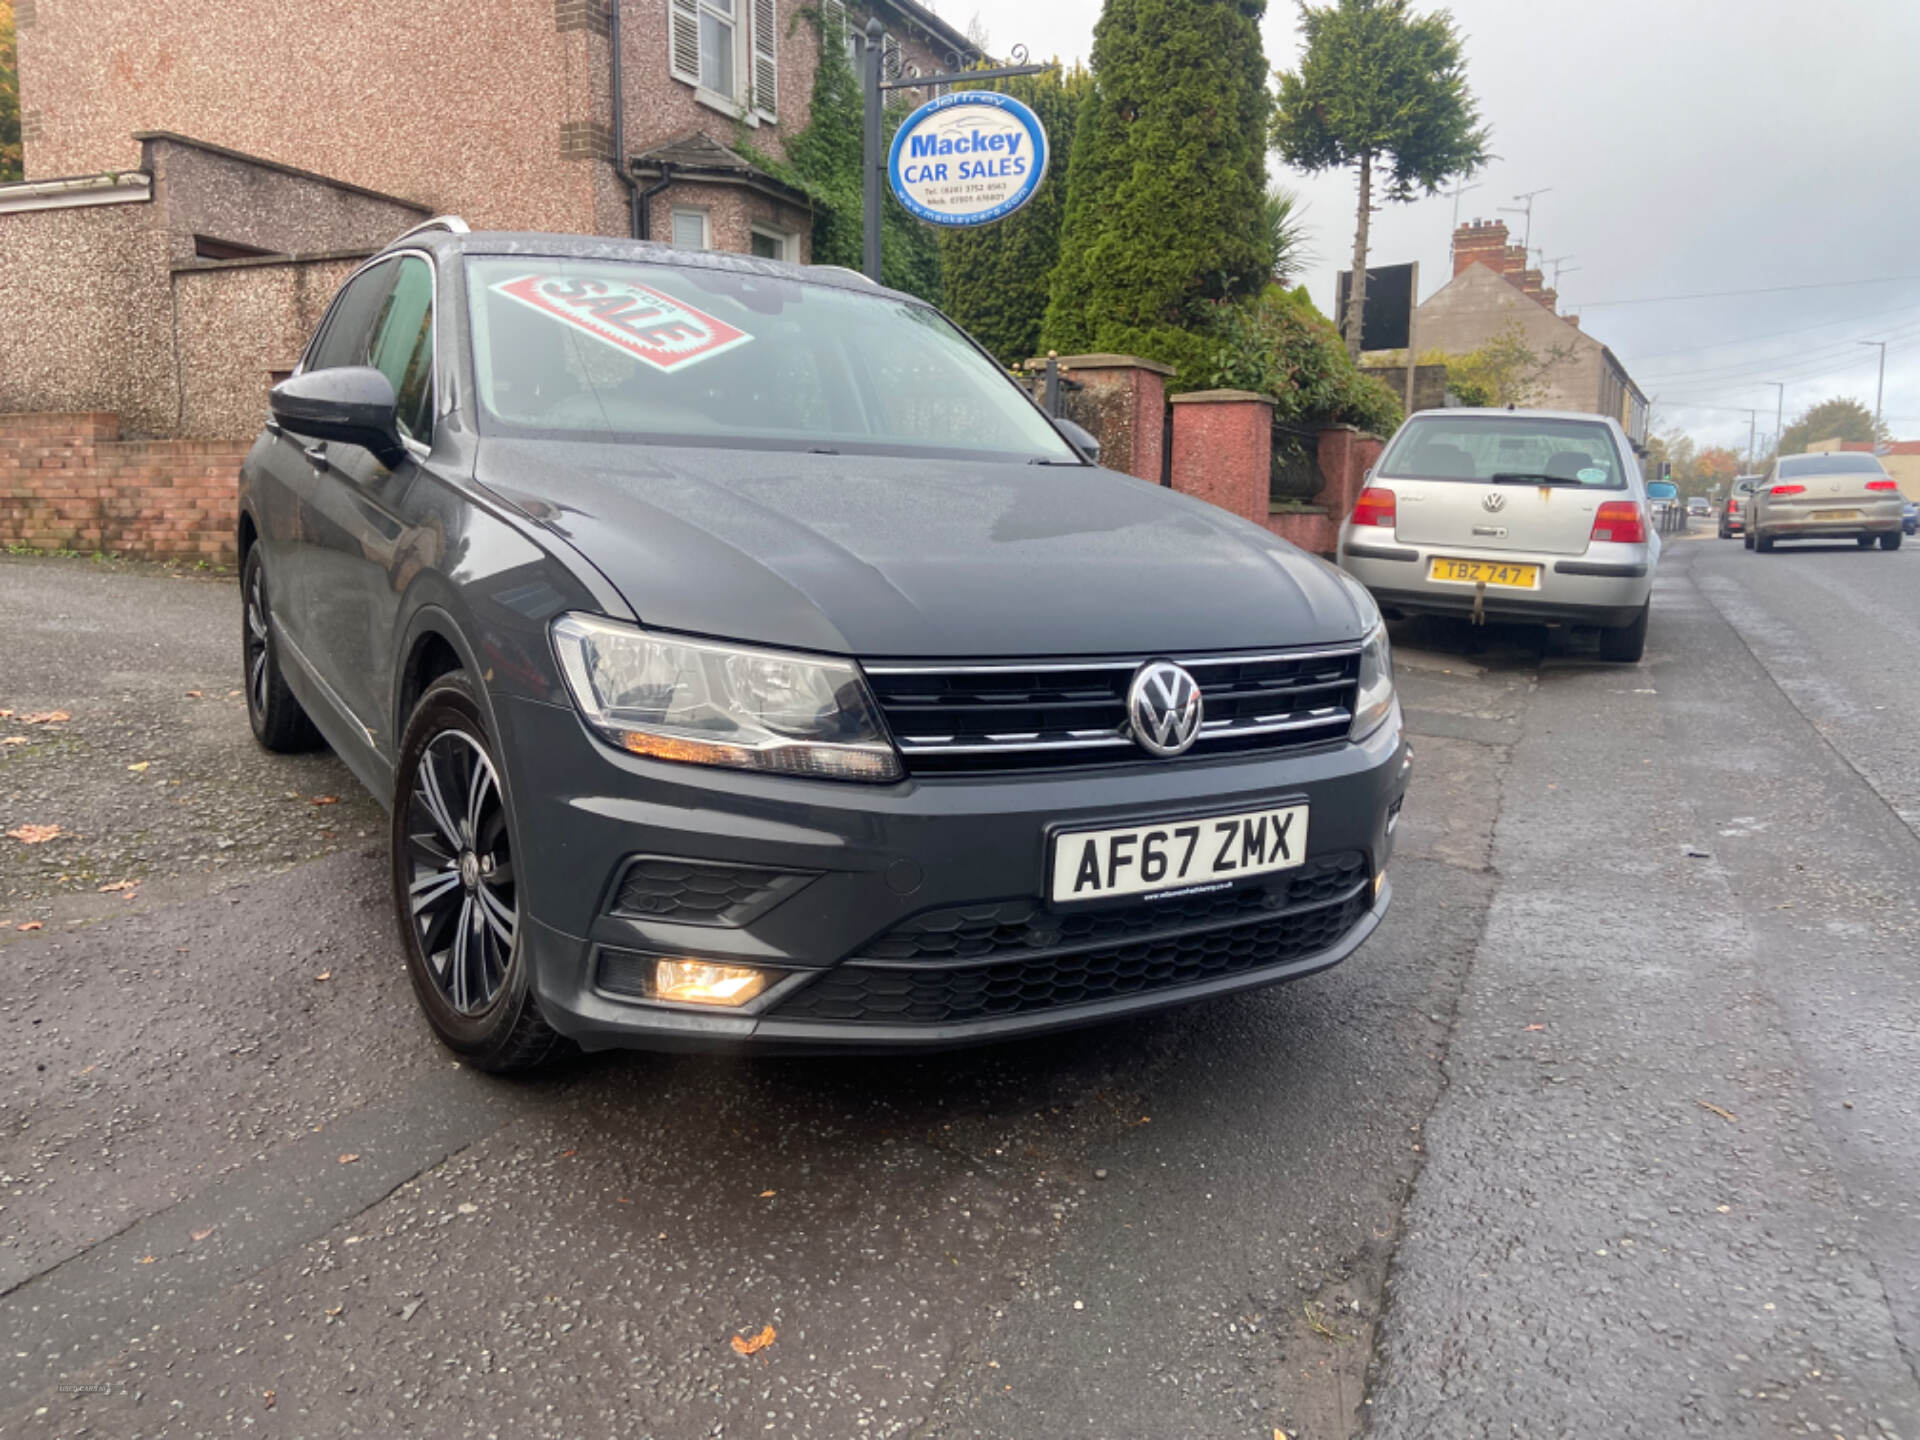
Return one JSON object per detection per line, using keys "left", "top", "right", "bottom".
{"left": 654, "top": 959, "right": 770, "bottom": 1006}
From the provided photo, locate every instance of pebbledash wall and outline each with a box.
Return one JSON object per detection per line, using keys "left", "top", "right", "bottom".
{"left": 0, "top": 134, "right": 426, "bottom": 559}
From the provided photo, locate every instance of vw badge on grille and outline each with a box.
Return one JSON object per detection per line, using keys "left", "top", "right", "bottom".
{"left": 1482, "top": 492, "right": 1507, "bottom": 512}
{"left": 1127, "top": 661, "right": 1203, "bottom": 757}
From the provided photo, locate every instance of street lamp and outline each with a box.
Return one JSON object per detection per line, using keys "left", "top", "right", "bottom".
{"left": 1765, "top": 382, "right": 1784, "bottom": 462}
{"left": 1859, "top": 341, "right": 1887, "bottom": 436}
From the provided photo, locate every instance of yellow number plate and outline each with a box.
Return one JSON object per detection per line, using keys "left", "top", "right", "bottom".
{"left": 1429, "top": 557, "right": 1541, "bottom": 589}
{"left": 1810, "top": 509, "right": 1859, "bottom": 521}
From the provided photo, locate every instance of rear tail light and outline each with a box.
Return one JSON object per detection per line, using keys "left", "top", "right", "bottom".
{"left": 1728, "top": 499, "right": 1740, "bottom": 513}
{"left": 1771, "top": 483, "right": 1806, "bottom": 496}
{"left": 1867, "top": 479, "right": 1898, "bottom": 491}
{"left": 1351, "top": 486, "right": 1397, "bottom": 528}
{"left": 1591, "top": 500, "right": 1646, "bottom": 544}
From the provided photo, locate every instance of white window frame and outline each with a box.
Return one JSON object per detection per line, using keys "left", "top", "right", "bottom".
{"left": 670, "top": 208, "right": 712, "bottom": 252}
{"left": 669, "top": 0, "right": 776, "bottom": 125}
{"left": 749, "top": 223, "right": 797, "bottom": 263}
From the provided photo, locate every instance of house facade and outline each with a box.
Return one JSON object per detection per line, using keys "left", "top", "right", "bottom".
{"left": 0, "top": 0, "right": 978, "bottom": 438}
{"left": 1413, "top": 220, "right": 1650, "bottom": 448}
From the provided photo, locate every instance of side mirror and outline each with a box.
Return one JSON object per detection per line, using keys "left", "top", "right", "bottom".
{"left": 1053, "top": 417, "right": 1101, "bottom": 465}
{"left": 270, "top": 366, "right": 407, "bottom": 466}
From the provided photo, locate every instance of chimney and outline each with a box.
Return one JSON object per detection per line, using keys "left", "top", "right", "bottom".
{"left": 1501, "top": 245, "right": 1530, "bottom": 277}
{"left": 1452, "top": 218, "right": 1509, "bottom": 279}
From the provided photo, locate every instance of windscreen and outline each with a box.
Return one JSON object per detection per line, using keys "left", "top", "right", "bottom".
{"left": 1378, "top": 415, "right": 1626, "bottom": 488}
{"left": 1778, "top": 452, "right": 1887, "bottom": 477}
{"left": 463, "top": 257, "right": 1076, "bottom": 463}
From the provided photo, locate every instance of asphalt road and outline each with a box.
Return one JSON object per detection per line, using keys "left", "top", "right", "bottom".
{"left": 3, "top": 533, "right": 1917, "bottom": 1438}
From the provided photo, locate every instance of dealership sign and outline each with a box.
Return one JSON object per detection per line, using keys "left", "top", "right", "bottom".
{"left": 886, "top": 91, "right": 1049, "bottom": 228}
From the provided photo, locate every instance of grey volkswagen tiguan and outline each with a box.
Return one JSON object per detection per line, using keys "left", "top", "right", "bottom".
{"left": 238, "top": 221, "right": 1409, "bottom": 1068}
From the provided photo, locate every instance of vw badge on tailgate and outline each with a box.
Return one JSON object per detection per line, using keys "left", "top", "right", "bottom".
{"left": 1128, "top": 661, "right": 1203, "bottom": 757}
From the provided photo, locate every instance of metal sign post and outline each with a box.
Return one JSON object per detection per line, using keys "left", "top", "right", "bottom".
{"left": 859, "top": 19, "right": 1053, "bottom": 282}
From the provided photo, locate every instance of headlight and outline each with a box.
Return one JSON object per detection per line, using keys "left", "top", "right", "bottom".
{"left": 550, "top": 613, "right": 902, "bottom": 782}
{"left": 1351, "top": 621, "right": 1395, "bottom": 740}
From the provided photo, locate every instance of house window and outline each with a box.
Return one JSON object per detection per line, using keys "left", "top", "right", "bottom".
{"left": 671, "top": 209, "right": 711, "bottom": 251}
{"left": 670, "top": 0, "right": 777, "bottom": 122}
{"left": 750, "top": 225, "right": 795, "bottom": 262}
{"left": 699, "top": 0, "right": 735, "bottom": 96}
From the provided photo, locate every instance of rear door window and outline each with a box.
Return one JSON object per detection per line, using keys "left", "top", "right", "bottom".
{"left": 1379, "top": 416, "right": 1626, "bottom": 489}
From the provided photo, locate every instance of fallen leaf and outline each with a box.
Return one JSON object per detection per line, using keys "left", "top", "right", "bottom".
{"left": 185, "top": 690, "right": 202, "bottom": 698}
{"left": 314, "top": 970, "right": 332, "bottom": 982}
{"left": 325, "top": 1304, "right": 344, "bottom": 1318}
{"left": 263, "top": 1390, "right": 275, "bottom": 1410}
{"left": 138, "top": 1255, "right": 156, "bottom": 1265}
{"left": 1697, "top": 1101, "right": 1738, "bottom": 1123}
{"left": 227, "top": 689, "right": 242, "bottom": 699}
{"left": 7, "top": 824, "right": 62, "bottom": 845}
{"left": 758, "top": 1189, "right": 776, "bottom": 1198}
{"left": 127, "top": 761, "right": 150, "bottom": 773}
{"left": 1, "top": 736, "right": 27, "bottom": 746}
{"left": 98, "top": 879, "right": 137, "bottom": 893}
{"left": 79, "top": 1064, "right": 95, "bottom": 1074}
{"left": 730, "top": 1324, "right": 776, "bottom": 1356}
{"left": 191, "top": 1227, "right": 215, "bottom": 1241}
{"left": 338, "top": 1153, "right": 360, "bottom": 1165}
{"left": 457, "top": 1202, "right": 478, "bottom": 1215}
{"left": 1277, "top": 1431, "right": 1291, "bottom": 1440}
{"left": 16, "top": 921, "right": 43, "bottom": 931}
{"left": 558, "top": 1148, "right": 576, "bottom": 1158}
{"left": 1524, "top": 1024, "right": 1545, "bottom": 1032}
{"left": 22, "top": 710, "right": 70, "bottom": 724}
{"left": 312, "top": 795, "right": 339, "bottom": 806}
{"left": 400, "top": 1300, "right": 424, "bottom": 1323}
{"left": 0, "top": 709, "right": 11, "bottom": 718}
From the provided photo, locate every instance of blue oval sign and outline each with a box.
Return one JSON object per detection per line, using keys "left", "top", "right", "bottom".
{"left": 887, "top": 91, "right": 1049, "bottom": 228}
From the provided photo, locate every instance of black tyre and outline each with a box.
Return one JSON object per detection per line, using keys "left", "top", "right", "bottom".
{"left": 1743, "top": 529, "right": 1755, "bottom": 550}
{"left": 1599, "top": 600, "right": 1649, "bottom": 664}
{"left": 1883, "top": 531, "right": 1903, "bottom": 551}
{"left": 1858, "top": 535, "right": 1877, "bottom": 549}
{"left": 391, "top": 672, "right": 567, "bottom": 1073}
{"left": 1756, "top": 533, "right": 1775, "bottom": 552}
{"left": 242, "top": 546, "right": 323, "bottom": 753}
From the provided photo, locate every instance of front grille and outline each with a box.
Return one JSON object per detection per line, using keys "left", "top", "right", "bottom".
{"left": 860, "top": 851, "right": 1367, "bottom": 962}
{"left": 864, "top": 646, "right": 1360, "bottom": 774}
{"left": 609, "top": 855, "right": 815, "bottom": 927}
{"left": 772, "top": 870, "right": 1372, "bottom": 1026}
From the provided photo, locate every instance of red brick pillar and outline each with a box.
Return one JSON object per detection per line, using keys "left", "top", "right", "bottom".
{"left": 1315, "top": 424, "right": 1386, "bottom": 525}
{"left": 1168, "top": 390, "right": 1274, "bottom": 524}
{"left": 1045, "top": 354, "right": 1175, "bottom": 483}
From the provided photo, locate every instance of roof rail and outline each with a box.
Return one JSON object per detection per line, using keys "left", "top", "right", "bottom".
{"left": 805, "top": 264, "right": 878, "bottom": 286}
{"left": 392, "top": 215, "right": 471, "bottom": 243}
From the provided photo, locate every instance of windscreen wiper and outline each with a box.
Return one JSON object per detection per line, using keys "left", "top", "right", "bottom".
{"left": 1490, "top": 472, "right": 1586, "bottom": 486}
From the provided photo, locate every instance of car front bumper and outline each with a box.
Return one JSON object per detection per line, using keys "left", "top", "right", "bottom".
{"left": 1337, "top": 533, "right": 1653, "bottom": 628}
{"left": 496, "top": 694, "right": 1411, "bottom": 1052}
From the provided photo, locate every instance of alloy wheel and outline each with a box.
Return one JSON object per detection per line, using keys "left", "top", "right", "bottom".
{"left": 245, "top": 566, "right": 270, "bottom": 718}
{"left": 403, "top": 729, "right": 517, "bottom": 1014}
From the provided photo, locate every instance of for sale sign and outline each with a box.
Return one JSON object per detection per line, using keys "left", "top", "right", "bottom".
{"left": 490, "top": 274, "right": 753, "bottom": 374}
{"left": 887, "top": 91, "right": 1049, "bottom": 229}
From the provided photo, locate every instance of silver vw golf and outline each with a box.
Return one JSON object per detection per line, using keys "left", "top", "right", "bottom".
{"left": 1337, "top": 409, "right": 1660, "bottom": 662}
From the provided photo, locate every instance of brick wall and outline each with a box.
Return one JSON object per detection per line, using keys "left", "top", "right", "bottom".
{"left": 0, "top": 413, "right": 247, "bottom": 561}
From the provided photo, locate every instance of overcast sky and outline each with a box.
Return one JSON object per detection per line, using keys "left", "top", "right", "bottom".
{"left": 925, "top": 0, "right": 1920, "bottom": 455}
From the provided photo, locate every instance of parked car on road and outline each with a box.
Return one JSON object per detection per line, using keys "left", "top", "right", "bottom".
{"left": 237, "top": 222, "right": 1410, "bottom": 1068}
{"left": 1746, "top": 452, "right": 1904, "bottom": 551}
{"left": 1336, "top": 408, "right": 1659, "bottom": 662}
{"left": 1904, "top": 500, "right": 1918, "bottom": 536}
{"left": 1719, "top": 475, "right": 1762, "bottom": 538}
{"left": 1688, "top": 495, "right": 1711, "bottom": 517}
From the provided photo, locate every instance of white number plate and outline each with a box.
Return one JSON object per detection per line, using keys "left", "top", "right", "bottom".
{"left": 1049, "top": 804, "right": 1309, "bottom": 903}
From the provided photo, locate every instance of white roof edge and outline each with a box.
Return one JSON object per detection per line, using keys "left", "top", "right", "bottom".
{"left": 0, "top": 171, "right": 153, "bottom": 216}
